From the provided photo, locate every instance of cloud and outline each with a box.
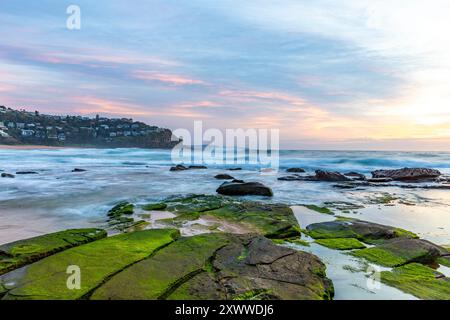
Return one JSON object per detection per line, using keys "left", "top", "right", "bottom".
{"left": 132, "top": 71, "right": 205, "bottom": 86}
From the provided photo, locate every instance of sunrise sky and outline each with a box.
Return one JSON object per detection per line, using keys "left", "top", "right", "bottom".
{"left": 1, "top": 1, "right": 450, "bottom": 150}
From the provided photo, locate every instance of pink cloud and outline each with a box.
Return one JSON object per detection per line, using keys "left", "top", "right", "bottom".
{"left": 73, "top": 96, "right": 155, "bottom": 116}
{"left": 132, "top": 71, "right": 205, "bottom": 86}
{"left": 219, "top": 89, "right": 307, "bottom": 106}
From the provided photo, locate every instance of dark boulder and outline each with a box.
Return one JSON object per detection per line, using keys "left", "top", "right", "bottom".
{"left": 1, "top": 173, "right": 15, "bottom": 178}
{"left": 315, "top": 170, "right": 351, "bottom": 182}
{"left": 170, "top": 165, "right": 188, "bottom": 171}
{"left": 217, "top": 181, "right": 273, "bottom": 197}
{"left": 15, "top": 171, "right": 38, "bottom": 175}
{"left": 371, "top": 168, "right": 441, "bottom": 182}
{"left": 72, "top": 168, "right": 87, "bottom": 172}
{"left": 227, "top": 168, "right": 242, "bottom": 171}
{"left": 188, "top": 165, "right": 207, "bottom": 169}
{"left": 215, "top": 174, "right": 235, "bottom": 180}
{"left": 231, "top": 179, "right": 245, "bottom": 183}
{"left": 287, "top": 168, "right": 305, "bottom": 173}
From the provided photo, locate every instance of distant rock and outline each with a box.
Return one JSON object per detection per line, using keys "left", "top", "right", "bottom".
{"left": 315, "top": 170, "right": 351, "bottom": 182}
{"left": 72, "top": 168, "right": 87, "bottom": 173}
{"left": 286, "top": 168, "right": 305, "bottom": 173}
{"left": 278, "top": 170, "right": 352, "bottom": 183}
{"left": 170, "top": 165, "right": 208, "bottom": 171}
{"left": 170, "top": 165, "right": 189, "bottom": 171}
{"left": 1, "top": 173, "right": 15, "bottom": 178}
{"left": 227, "top": 168, "right": 242, "bottom": 171}
{"left": 15, "top": 171, "right": 38, "bottom": 175}
{"left": 231, "top": 179, "right": 245, "bottom": 183}
{"left": 217, "top": 181, "right": 273, "bottom": 197}
{"left": 371, "top": 168, "right": 441, "bottom": 182}
{"left": 215, "top": 174, "right": 235, "bottom": 180}
{"left": 344, "top": 172, "right": 366, "bottom": 180}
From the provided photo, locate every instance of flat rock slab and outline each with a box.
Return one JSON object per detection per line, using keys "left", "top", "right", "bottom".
{"left": 0, "top": 229, "right": 106, "bottom": 276}
{"left": 145, "top": 195, "right": 301, "bottom": 239}
{"left": 306, "top": 218, "right": 418, "bottom": 244}
{"left": 91, "top": 233, "right": 334, "bottom": 300}
{"left": 1, "top": 229, "right": 180, "bottom": 300}
{"left": 352, "top": 238, "right": 447, "bottom": 267}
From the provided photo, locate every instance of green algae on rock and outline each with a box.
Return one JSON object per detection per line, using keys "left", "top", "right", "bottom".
{"left": 1, "top": 229, "right": 180, "bottom": 300}
{"left": 107, "top": 202, "right": 134, "bottom": 217}
{"left": 352, "top": 238, "right": 447, "bottom": 267}
{"left": 145, "top": 195, "right": 301, "bottom": 239}
{"left": 304, "top": 205, "right": 334, "bottom": 215}
{"left": 91, "top": 233, "right": 333, "bottom": 300}
{"left": 305, "top": 218, "right": 418, "bottom": 244}
{"left": 0, "top": 229, "right": 106, "bottom": 276}
{"left": 315, "top": 238, "right": 366, "bottom": 250}
{"left": 381, "top": 263, "right": 450, "bottom": 300}
{"left": 142, "top": 203, "right": 167, "bottom": 211}
{"left": 107, "top": 201, "right": 137, "bottom": 231}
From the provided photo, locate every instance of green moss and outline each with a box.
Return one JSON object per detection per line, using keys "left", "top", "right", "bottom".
{"left": 207, "top": 202, "right": 300, "bottom": 239}
{"left": 90, "top": 233, "right": 230, "bottom": 300}
{"left": 142, "top": 203, "right": 167, "bottom": 211}
{"left": 0, "top": 229, "right": 106, "bottom": 276}
{"left": 2, "top": 229, "right": 180, "bottom": 300}
{"left": 237, "top": 246, "right": 249, "bottom": 262}
{"left": 315, "top": 238, "right": 366, "bottom": 250}
{"left": 107, "top": 202, "right": 134, "bottom": 217}
{"left": 394, "top": 228, "right": 419, "bottom": 239}
{"left": 123, "top": 220, "right": 150, "bottom": 233}
{"left": 352, "top": 247, "right": 407, "bottom": 267}
{"left": 305, "top": 205, "right": 334, "bottom": 215}
{"left": 371, "top": 193, "right": 398, "bottom": 205}
{"left": 156, "top": 195, "right": 301, "bottom": 239}
{"left": 107, "top": 202, "right": 137, "bottom": 231}
{"left": 307, "top": 227, "right": 358, "bottom": 240}
{"left": 381, "top": 263, "right": 450, "bottom": 300}
{"left": 233, "top": 289, "right": 273, "bottom": 300}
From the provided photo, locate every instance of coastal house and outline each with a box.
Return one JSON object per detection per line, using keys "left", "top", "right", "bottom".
{"left": 21, "top": 129, "right": 35, "bottom": 137}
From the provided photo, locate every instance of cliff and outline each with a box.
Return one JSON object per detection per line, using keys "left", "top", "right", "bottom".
{"left": 0, "top": 106, "right": 179, "bottom": 149}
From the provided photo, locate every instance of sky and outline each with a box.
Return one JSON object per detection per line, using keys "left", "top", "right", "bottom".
{"left": 1, "top": 0, "right": 450, "bottom": 150}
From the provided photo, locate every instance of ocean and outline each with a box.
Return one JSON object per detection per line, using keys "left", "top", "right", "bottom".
{"left": 1, "top": 147, "right": 450, "bottom": 299}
